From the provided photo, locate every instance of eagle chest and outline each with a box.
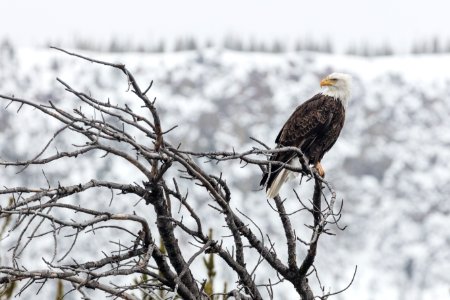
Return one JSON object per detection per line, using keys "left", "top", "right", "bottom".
{"left": 308, "top": 104, "right": 344, "bottom": 161}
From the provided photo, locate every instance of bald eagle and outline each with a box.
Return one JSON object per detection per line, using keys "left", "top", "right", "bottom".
{"left": 261, "top": 73, "right": 352, "bottom": 198}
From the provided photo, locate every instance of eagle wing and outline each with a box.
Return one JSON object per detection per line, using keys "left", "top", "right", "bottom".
{"left": 261, "top": 94, "right": 343, "bottom": 187}
{"left": 276, "top": 95, "right": 332, "bottom": 146}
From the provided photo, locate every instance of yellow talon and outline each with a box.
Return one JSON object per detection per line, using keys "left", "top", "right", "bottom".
{"left": 315, "top": 162, "right": 325, "bottom": 177}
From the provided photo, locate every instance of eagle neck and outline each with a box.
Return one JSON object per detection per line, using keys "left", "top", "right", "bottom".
{"left": 320, "top": 89, "right": 350, "bottom": 109}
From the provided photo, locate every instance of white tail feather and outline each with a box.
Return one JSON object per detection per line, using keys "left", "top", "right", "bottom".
{"left": 266, "top": 169, "right": 289, "bottom": 199}
{"left": 266, "top": 159, "right": 302, "bottom": 199}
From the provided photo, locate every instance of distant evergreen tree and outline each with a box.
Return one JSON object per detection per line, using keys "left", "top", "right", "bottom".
{"left": 0, "top": 39, "right": 15, "bottom": 60}
{"left": 421, "top": 40, "right": 430, "bottom": 54}
{"left": 323, "top": 39, "right": 333, "bottom": 53}
{"left": 303, "top": 39, "right": 312, "bottom": 51}
{"left": 411, "top": 41, "right": 420, "bottom": 54}
{"left": 258, "top": 41, "right": 267, "bottom": 52}
{"left": 108, "top": 38, "right": 124, "bottom": 52}
{"left": 431, "top": 37, "right": 440, "bottom": 53}
{"left": 294, "top": 39, "right": 303, "bottom": 52}
{"left": 384, "top": 43, "right": 394, "bottom": 56}
{"left": 375, "top": 42, "right": 393, "bottom": 56}
{"left": 234, "top": 37, "right": 244, "bottom": 51}
{"left": 271, "top": 40, "right": 285, "bottom": 53}
{"left": 411, "top": 40, "right": 429, "bottom": 54}
{"left": 136, "top": 43, "right": 146, "bottom": 52}
{"left": 185, "top": 37, "right": 198, "bottom": 50}
{"left": 205, "top": 39, "right": 214, "bottom": 49}
{"left": 174, "top": 37, "right": 185, "bottom": 52}
{"left": 223, "top": 35, "right": 244, "bottom": 51}
{"left": 445, "top": 39, "right": 450, "bottom": 53}
{"left": 248, "top": 38, "right": 257, "bottom": 52}
{"left": 360, "top": 43, "right": 371, "bottom": 57}
{"left": 345, "top": 44, "right": 358, "bottom": 56}
{"left": 155, "top": 40, "right": 166, "bottom": 53}
{"left": 304, "top": 38, "right": 318, "bottom": 52}
{"left": 223, "top": 35, "right": 234, "bottom": 50}
{"left": 75, "top": 38, "right": 98, "bottom": 51}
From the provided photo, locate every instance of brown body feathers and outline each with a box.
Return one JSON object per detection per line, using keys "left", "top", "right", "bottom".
{"left": 261, "top": 93, "right": 346, "bottom": 194}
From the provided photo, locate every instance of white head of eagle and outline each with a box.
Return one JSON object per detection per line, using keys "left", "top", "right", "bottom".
{"left": 320, "top": 72, "right": 352, "bottom": 108}
{"left": 261, "top": 72, "right": 352, "bottom": 199}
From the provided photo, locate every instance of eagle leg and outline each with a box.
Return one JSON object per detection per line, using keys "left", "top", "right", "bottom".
{"left": 314, "top": 162, "right": 325, "bottom": 177}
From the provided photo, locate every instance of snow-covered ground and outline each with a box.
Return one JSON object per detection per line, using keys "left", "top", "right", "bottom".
{"left": 1, "top": 47, "right": 449, "bottom": 299}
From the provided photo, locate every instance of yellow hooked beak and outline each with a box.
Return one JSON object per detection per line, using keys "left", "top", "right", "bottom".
{"left": 320, "top": 78, "right": 335, "bottom": 87}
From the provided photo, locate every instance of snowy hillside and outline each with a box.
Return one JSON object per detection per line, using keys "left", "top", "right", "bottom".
{"left": 1, "top": 46, "right": 449, "bottom": 299}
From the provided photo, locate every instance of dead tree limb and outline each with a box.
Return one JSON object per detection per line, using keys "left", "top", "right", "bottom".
{"left": 0, "top": 48, "right": 354, "bottom": 299}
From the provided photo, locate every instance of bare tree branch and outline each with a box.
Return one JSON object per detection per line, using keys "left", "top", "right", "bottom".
{"left": 0, "top": 48, "right": 353, "bottom": 300}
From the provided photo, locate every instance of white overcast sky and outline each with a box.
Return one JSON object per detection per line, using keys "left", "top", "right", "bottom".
{"left": 1, "top": 0, "right": 449, "bottom": 52}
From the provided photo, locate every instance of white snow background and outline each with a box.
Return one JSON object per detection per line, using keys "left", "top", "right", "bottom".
{"left": 0, "top": 46, "right": 449, "bottom": 299}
